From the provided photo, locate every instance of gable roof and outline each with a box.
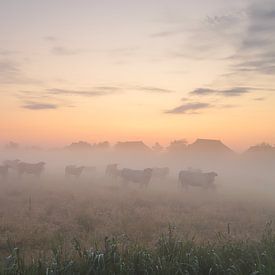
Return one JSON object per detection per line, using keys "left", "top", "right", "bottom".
{"left": 115, "top": 141, "right": 151, "bottom": 152}
{"left": 188, "top": 139, "right": 234, "bottom": 154}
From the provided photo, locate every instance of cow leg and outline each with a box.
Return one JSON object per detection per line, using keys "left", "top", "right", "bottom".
{"left": 183, "top": 183, "right": 189, "bottom": 191}
{"left": 122, "top": 179, "right": 129, "bottom": 187}
{"left": 18, "top": 171, "right": 23, "bottom": 179}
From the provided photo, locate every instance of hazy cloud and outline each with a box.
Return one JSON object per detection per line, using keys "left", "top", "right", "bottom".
{"left": 190, "top": 88, "right": 217, "bottom": 96}
{"left": 254, "top": 97, "right": 266, "bottom": 101}
{"left": 46, "top": 87, "right": 120, "bottom": 97}
{"left": 190, "top": 87, "right": 251, "bottom": 97}
{"left": 218, "top": 104, "right": 239, "bottom": 109}
{"left": 0, "top": 60, "right": 42, "bottom": 85}
{"left": 109, "top": 47, "right": 140, "bottom": 56}
{"left": 45, "top": 36, "right": 58, "bottom": 42}
{"left": 51, "top": 46, "right": 86, "bottom": 56}
{"left": 150, "top": 30, "right": 182, "bottom": 38}
{"left": 230, "top": 1, "right": 275, "bottom": 75}
{"left": 165, "top": 9, "right": 247, "bottom": 61}
{"left": 165, "top": 102, "right": 211, "bottom": 114}
{"left": 17, "top": 91, "right": 53, "bottom": 101}
{"left": 204, "top": 11, "right": 246, "bottom": 27}
{"left": 0, "top": 60, "right": 19, "bottom": 74}
{"left": 0, "top": 50, "right": 19, "bottom": 56}
{"left": 22, "top": 101, "right": 58, "bottom": 110}
{"left": 0, "top": 60, "right": 27, "bottom": 84}
{"left": 135, "top": 86, "right": 174, "bottom": 94}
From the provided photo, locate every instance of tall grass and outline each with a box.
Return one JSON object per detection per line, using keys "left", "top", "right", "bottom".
{"left": 2, "top": 224, "right": 275, "bottom": 274}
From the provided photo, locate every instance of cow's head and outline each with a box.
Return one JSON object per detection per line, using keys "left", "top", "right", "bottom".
{"left": 210, "top": 172, "right": 218, "bottom": 177}
{"left": 144, "top": 168, "right": 153, "bottom": 176}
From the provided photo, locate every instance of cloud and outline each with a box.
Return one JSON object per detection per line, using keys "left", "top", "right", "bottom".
{"left": 165, "top": 9, "right": 247, "bottom": 61}
{"left": 230, "top": 1, "right": 275, "bottom": 75}
{"left": 17, "top": 90, "right": 76, "bottom": 110}
{"left": 165, "top": 102, "right": 211, "bottom": 114}
{"left": 22, "top": 101, "right": 58, "bottom": 110}
{"left": 254, "top": 97, "right": 266, "bottom": 101}
{"left": 190, "top": 88, "right": 217, "bottom": 96}
{"left": 150, "top": 30, "right": 182, "bottom": 38}
{"left": 0, "top": 60, "right": 42, "bottom": 85}
{"left": 204, "top": 11, "right": 246, "bottom": 27}
{"left": 16, "top": 86, "right": 122, "bottom": 111}
{"left": 218, "top": 104, "right": 239, "bottom": 109}
{"left": 109, "top": 47, "right": 140, "bottom": 56}
{"left": 190, "top": 87, "right": 251, "bottom": 97}
{"left": 134, "top": 86, "right": 174, "bottom": 94}
{"left": 0, "top": 60, "right": 27, "bottom": 84}
{"left": 51, "top": 46, "right": 85, "bottom": 56}
{"left": 45, "top": 36, "right": 57, "bottom": 42}
{"left": 0, "top": 50, "right": 19, "bottom": 56}
{"left": 17, "top": 91, "right": 52, "bottom": 100}
{"left": 221, "top": 87, "right": 250, "bottom": 96}
{"left": 0, "top": 60, "right": 19, "bottom": 74}
{"left": 47, "top": 87, "right": 120, "bottom": 97}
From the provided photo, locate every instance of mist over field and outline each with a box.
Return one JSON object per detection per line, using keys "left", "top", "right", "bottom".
{"left": 1, "top": 140, "right": 275, "bottom": 256}
{"left": 1, "top": 0, "right": 275, "bottom": 273}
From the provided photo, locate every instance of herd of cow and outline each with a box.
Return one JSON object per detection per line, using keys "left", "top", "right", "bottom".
{"left": 0, "top": 160, "right": 218, "bottom": 189}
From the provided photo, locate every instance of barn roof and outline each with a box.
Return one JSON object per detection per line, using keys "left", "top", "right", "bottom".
{"left": 188, "top": 139, "right": 233, "bottom": 153}
{"left": 115, "top": 141, "right": 151, "bottom": 152}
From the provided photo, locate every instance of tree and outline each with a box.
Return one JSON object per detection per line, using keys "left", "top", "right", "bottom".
{"left": 94, "top": 141, "right": 110, "bottom": 150}
{"left": 167, "top": 139, "right": 187, "bottom": 153}
{"left": 5, "top": 141, "right": 19, "bottom": 150}
{"left": 247, "top": 142, "right": 274, "bottom": 153}
{"left": 66, "top": 141, "right": 92, "bottom": 150}
{"left": 152, "top": 142, "right": 163, "bottom": 152}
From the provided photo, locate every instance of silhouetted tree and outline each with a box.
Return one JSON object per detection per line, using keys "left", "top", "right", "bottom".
{"left": 167, "top": 139, "right": 187, "bottom": 153}
{"left": 94, "top": 141, "right": 110, "bottom": 150}
{"left": 5, "top": 141, "right": 19, "bottom": 150}
{"left": 66, "top": 141, "right": 93, "bottom": 151}
{"left": 246, "top": 142, "right": 274, "bottom": 153}
{"left": 152, "top": 142, "right": 163, "bottom": 152}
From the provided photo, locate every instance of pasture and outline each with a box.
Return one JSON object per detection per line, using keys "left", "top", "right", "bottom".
{"left": 0, "top": 171, "right": 275, "bottom": 265}
{"left": 0, "top": 151, "right": 275, "bottom": 273}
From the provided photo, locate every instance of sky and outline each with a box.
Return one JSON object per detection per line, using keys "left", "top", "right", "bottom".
{"left": 0, "top": 0, "right": 275, "bottom": 151}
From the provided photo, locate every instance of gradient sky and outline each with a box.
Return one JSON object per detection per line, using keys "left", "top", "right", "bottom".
{"left": 1, "top": 0, "right": 275, "bottom": 151}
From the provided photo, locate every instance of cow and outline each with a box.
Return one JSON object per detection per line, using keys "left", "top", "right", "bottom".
{"left": 152, "top": 167, "right": 169, "bottom": 179}
{"left": 17, "top": 162, "right": 46, "bottom": 178}
{"left": 65, "top": 165, "right": 85, "bottom": 179}
{"left": 119, "top": 168, "right": 153, "bottom": 187}
{"left": 178, "top": 170, "right": 218, "bottom": 189}
{"left": 0, "top": 165, "right": 9, "bottom": 180}
{"left": 3, "top": 159, "right": 20, "bottom": 170}
{"left": 84, "top": 166, "right": 96, "bottom": 173}
{"left": 105, "top": 164, "right": 120, "bottom": 178}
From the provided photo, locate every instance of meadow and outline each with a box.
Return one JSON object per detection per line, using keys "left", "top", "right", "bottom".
{"left": 1, "top": 168, "right": 275, "bottom": 274}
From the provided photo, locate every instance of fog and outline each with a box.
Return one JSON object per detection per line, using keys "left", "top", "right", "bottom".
{"left": 0, "top": 141, "right": 275, "bottom": 255}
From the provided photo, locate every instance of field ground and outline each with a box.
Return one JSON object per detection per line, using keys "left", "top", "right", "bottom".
{"left": 1, "top": 174, "right": 275, "bottom": 247}
{"left": 1, "top": 173, "right": 275, "bottom": 273}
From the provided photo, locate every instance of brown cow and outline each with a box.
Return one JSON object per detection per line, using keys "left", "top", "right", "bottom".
{"left": 65, "top": 165, "right": 85, "bottom": 179}
{"left": 17, "top": 162, "right": 45, "bottom": 178}
{"left": 120, "top": 168, "right": 153, "bottom": 187}
{"left": 178, "top": 170, "right": 218, "bottom": 189}
{"left": 0, "top": 165, "right": 9, "bottom": 180}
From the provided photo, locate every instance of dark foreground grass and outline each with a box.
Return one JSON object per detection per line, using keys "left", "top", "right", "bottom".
{"left": 2, "top": 225, "right": 275, "bottom": 275}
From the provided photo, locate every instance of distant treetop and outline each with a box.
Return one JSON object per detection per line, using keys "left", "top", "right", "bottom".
{"left": 246, "top": 142, "right": 275, "bottom": 153}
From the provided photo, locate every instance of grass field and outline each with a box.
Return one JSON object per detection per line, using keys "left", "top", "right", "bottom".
{"left": 1, "top": 173, "right": 275, "bottom": 274}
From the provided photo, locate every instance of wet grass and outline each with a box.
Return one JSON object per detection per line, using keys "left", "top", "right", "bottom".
{"left": 2, "top": 224, "right": 275, "bottom": 274}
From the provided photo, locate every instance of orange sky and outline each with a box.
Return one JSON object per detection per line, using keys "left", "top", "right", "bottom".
{"left": 1, "top": 0, "right": 275, "bottom": 151}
